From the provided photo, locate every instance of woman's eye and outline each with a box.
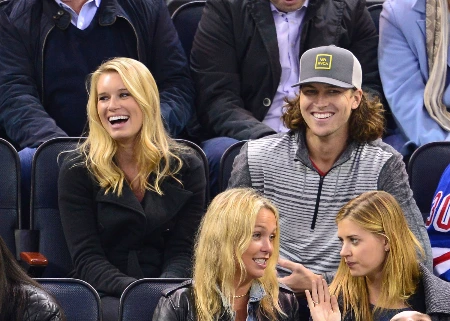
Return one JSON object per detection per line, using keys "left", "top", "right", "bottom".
{"left": 350, "top": 238, "right": 359, "bottom": 245}
{"left": 120, "top": 92, "right": 130, "bottom": 98}
{"left": 252, "top": 233, "right": 261, "bottom": 239}
{"left": 98, "top": 96, "right": 108, "bottom": 101}
{"left": 269, "top": 234, "right": 276, "bottom": 241}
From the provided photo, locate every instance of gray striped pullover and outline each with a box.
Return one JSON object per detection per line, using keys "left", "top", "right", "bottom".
{"left": 229, "top": 131, "right": 432, "bottom": 274}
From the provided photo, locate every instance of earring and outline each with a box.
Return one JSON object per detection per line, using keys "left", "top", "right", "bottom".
{"left": 385, "top": 248, "right": 389, "bottom": 252}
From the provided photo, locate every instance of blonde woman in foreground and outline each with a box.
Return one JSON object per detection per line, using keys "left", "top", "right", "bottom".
{"left": 305, "top": 191, "right": 450, "bottom": 321}
{"left": 58, "top": 57, "right": 206, "bottom": 321}
{"left": 153, "top": 188, "right": 299, "bottom": 321}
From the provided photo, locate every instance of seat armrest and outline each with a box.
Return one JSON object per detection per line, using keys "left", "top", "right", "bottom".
{"left": 20, "top": 252, "right": 48, "bottom": 277}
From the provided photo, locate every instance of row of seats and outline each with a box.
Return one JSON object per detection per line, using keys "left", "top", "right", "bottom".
{"left": 9, "top": 138, "right": 449, "bottom": 321}
{"left": 2, "top": 135, "right": 449, "bottom": 278}
{"left": 37, "top": 277, "right": 187, "bottom": 321}
{"left": 0, "top": 137, "right": 209, "bottom": 278}
{"left": 0, "top": 134, "right": 448, "bottom": 320}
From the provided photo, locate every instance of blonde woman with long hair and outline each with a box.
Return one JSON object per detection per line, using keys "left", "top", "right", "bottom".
{"left": 153, "top": 188, "right": 299, "bottom": 321}
{"left": 58, "top": 57, "right": 206, "bottom": 321}
{"left": 305, "top": 191, "right": 450, "bottom": 321}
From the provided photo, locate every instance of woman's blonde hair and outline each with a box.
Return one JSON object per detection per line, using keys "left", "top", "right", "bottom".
{"left": 329, "top": 191, "right": 424, "bottom": 321}
{"left": 80, "top": 57, "right": 183, "bottom": 196}
{"left": 193, "top": 188, "right": 283, "bottom": 321}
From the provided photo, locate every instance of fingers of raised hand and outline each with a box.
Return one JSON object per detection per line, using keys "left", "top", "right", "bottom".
{"left": 305, "top": 289, "right": 315, "bottom": 309}
{"left": 320, "top": 278, "right": 332, "bottom": 309}
{"left": 330, "top": 295, "right": 340, "bottom": 314}
{"left": 311, "top": 278, "right": 320, "bottom": 305}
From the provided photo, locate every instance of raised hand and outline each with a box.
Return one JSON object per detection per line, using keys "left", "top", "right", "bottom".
{"left": 305, "top": 278, "right": 341, "bottom": 321}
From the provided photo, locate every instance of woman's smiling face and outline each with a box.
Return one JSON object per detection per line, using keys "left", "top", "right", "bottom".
{"left": 240, "top": 208, "right": 277, "bottom": 283}
{"left": 96, "top": 72, "right": 143, "bottom": 147}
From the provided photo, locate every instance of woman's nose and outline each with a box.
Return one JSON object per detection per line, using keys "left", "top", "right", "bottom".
{"left": 261, "top": 238, "right": 273, "bottom": 254}
{"left": 340, "top": 243, "right": 350, "bottom": 257}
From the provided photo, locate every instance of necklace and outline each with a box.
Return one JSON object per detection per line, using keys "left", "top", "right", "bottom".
{"left": 233, "top": 292, "right": 249, "bottom": 299}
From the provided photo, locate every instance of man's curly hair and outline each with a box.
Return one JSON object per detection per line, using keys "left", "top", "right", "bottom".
{"left": 282, "top": 91, "right": 385, "bottom": 143}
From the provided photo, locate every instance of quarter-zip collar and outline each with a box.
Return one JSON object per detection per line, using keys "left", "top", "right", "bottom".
{"left": 292, "top": 129, "right": 359, "bottom": 229}
{"left": 293, "top": 129, "right": 359, "bottom": 171}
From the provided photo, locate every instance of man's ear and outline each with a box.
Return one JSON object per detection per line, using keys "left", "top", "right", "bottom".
{"left": 352, "top": 89, "right": 363, "bottom": 109}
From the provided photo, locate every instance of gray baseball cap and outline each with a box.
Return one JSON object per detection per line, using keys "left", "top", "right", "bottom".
{"left": 293, "top": 45, "right": 362, "bottom": 89}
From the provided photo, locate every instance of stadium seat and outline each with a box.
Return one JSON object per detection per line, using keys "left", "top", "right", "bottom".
{"left": 218, "top": 140, "right": 246, "bottom": 194}
{"left": 171, "top": 1, "right": 206, "bottom": 63}
{"left": 0, "top": 138, "right": 21, "bottom": 256}
{"left": 118, "top": 278, "right": 188, "bottom": 321}
{"left": 24, "top": 137, "right": 208, "bottom": 277}
{"left": 367, "top": 3, "right": 383, "bottom": 33}
{"left": 28, "top": 137, "right": 84, "bottom": 277}
{"left": 176, "top": 138, "right": 210, "bottom": 203}
{"left": 37, "top": 278, "right": 101, "bottom": 321}
{"left": 408, "top": 141, "right": 450, "bottom": 221}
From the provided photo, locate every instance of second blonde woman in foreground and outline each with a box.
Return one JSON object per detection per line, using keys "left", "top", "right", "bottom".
{"left": 153, "top": 188, "right": 299, "bottom": 321}
{"left": 306, "top": 191, "right": 450, "bottom": 321}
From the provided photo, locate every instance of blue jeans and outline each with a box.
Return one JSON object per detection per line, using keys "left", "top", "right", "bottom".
{"left": 19, "top": 147, "right": 37, "bottom": 229}
{"left": 200, "top": 137, "right": 238, "bottom": 199}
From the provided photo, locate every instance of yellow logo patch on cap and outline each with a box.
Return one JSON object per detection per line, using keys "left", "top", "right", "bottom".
{"left": 315, "top": 54, "right": 332, "bottom": 70}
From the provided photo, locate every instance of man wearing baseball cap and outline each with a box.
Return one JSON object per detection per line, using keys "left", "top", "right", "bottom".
{"left": 229, "top": 45, "right": 432, "bottom": 294}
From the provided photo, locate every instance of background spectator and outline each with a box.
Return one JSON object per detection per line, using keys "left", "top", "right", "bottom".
{"left": 426, "top": 163, "right": 450, "bottom": 281}
{"left": 379, "top": 0, "right": 450, "bottom": 155}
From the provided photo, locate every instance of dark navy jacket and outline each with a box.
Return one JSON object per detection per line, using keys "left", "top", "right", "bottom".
{"left": 0, "top": 0, "right": 194, "bottom": 148}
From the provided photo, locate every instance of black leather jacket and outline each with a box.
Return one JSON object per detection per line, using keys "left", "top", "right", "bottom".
{"left": 152, "top": 280, "right": 299, "bottom": 321}
{"left": 22, "top": 285, "right": 64, "bottom": 321}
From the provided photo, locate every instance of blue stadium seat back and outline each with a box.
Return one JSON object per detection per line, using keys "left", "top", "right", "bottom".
{"left": 119, "top": 278, "right": 189, "bottom": 321}
{"left": 218, "top": 140, "right": 246, "bottom": 194}
{"left": 37, "top": 278, "right": 101, "bottom": 321}
{"left": 31, "top": 138, "right": 206, "bottom": 277}
{"left": 171, "top": 1, "right": 206, "bottom": 63}
{"left": 31, "top": 137, "right": 85, "bottom": 277}
{"left": 367, "top": 3, "right": 383, "bottom": 33}
{"left": 0, "top": 138, "right": 20, "bottom": 254}
{"left": 175, "top": 138, "right": 210, "bottom": 203}
{"left": 408, "top": 141, "right": 450, "bottom": 221}
{"left": 367, "top": 3, "right": 398, "bottom": 136}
